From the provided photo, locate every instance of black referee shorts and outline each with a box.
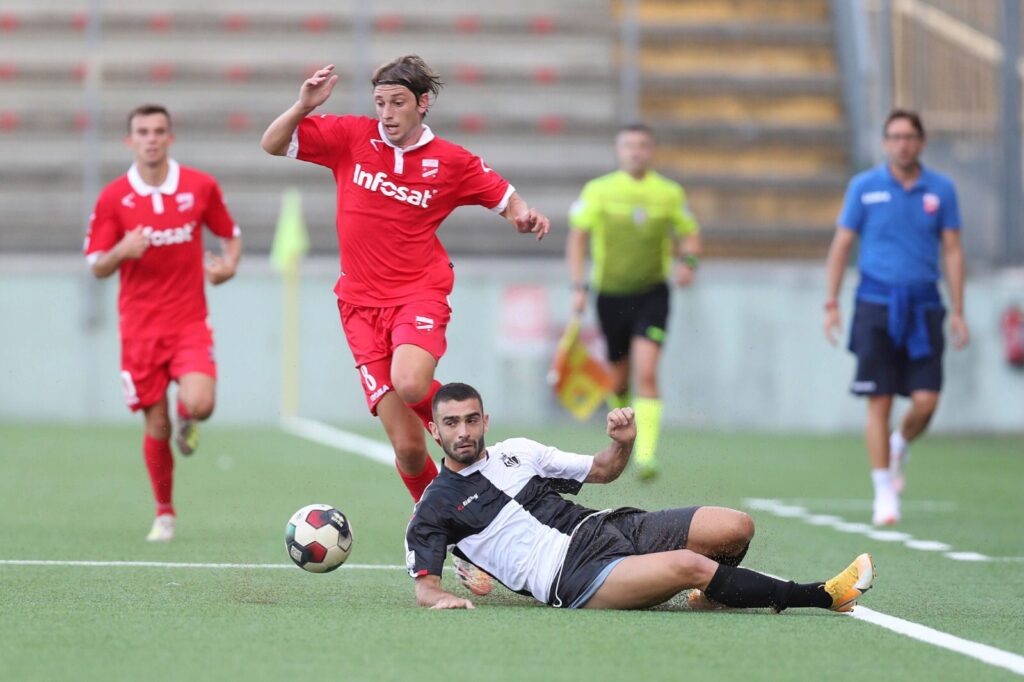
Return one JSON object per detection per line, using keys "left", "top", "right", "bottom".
{"left": 550, "top": 506, "right": 700, "bottom": 608}
{"left": 848, "top": 300, "right": 945, "bottom": 397}
{"left": 596, "top": 283, "right": 670, "bottom": 362}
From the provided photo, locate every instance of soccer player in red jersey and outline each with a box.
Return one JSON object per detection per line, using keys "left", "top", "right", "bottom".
{"left": 85, "top": 104, "right": 242, "bottom": 542}
{"left": 261, "top": 56, "right": 550, "bottom": 505}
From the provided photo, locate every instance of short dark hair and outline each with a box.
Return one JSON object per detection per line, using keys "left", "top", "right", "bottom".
{"left": 432, "top": 382, "right": 484, "bottom": 416}
{"left": 372, "top": 55, "right": 443, "bottom": 110}
{"left": 127, "top": 104, "right": 171, "bottom": 132}
{"left": 619, "top": 122, "right": 653, "bottom": 137}
{"left": 884, "top": 108, "right": 925, "bottom": 139}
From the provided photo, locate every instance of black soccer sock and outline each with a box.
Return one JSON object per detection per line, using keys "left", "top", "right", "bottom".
{"left": 704, "top": 564, "right": 832, "bottom": 611}
{"left": 712, "top": 542, "right": 750, "bottom": 567}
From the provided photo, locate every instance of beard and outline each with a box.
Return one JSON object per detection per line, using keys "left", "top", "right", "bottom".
{"left": 443, "top": 436, "right": 485, "bottom": 465}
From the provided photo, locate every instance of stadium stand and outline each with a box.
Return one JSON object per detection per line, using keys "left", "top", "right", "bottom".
{"left": 634, "top": 0, "right": 848, "bottom": 257}
{"left": 0, "top": 0, "right": 862, "bottom": 258}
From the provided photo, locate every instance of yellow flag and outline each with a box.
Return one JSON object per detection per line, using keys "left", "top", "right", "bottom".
{"left": 547, "top": 318, "right": 613, "bottom": 421}
{"left": 270, "top": 188, "right": 309, "bottom": 274}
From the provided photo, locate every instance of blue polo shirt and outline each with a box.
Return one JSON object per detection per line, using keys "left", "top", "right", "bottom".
{"left": 837, "top": 163, "right": 961, "bottom": 284}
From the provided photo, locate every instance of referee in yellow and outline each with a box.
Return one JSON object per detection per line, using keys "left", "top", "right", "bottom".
{"left": 567, "top": 123, "right": 701, "bottom": 481}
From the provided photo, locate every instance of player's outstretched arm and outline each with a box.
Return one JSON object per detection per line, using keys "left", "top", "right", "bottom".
{"left": 90, "top": 227, "right": 148, "bottom": 278}
{"left": 415, "top": 575, "right": 475, "bottom": 609}
{"left": 584, "top": 407, "right": 636, "bottom": 484}
{"left": 261, "top": 64, "right": 339, "bottom": 156}
{"left": 500, "top": 192, "right": 550, "bottom": 241}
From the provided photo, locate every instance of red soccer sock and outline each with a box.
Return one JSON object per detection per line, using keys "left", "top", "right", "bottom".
{"left": 176, "top": 399, "right": 191, "bottom": 420}
{"left": 397, "top": 456, "right": 439, "bottom": 502}
{"left": 143, "top": 434, "right": 175, "bottom": 517}
{"left": 405, "top": 380, "right": 442, "bottom": 432}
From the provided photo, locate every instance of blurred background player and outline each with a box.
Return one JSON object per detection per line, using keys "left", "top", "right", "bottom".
{"left": 824, "top": 109, "right": 968, "bottom": 526}
{"left": 84, "top": 104, "right": 242, "bottom": 542}
{"left": 567, "top": 123, "right": 701, "bottom": 481}
{"left": 260, "top": 56, "right": 550, "bottom": 505}
{"left": 408, "top": 382, "right": 874, "bottom": 613}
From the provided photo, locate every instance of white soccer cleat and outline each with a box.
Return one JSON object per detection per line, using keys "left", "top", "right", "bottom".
{"left": 453, "top": 556, "right": 494, "bottom": 596}
{"left": 889, "top": 431, "right": 909, "bottom": 495}
{"left": 872, "top": 490, "right": 900, "bottom": 526}
{"left": 146, "top": 514, "right": 176, "bottom": 542}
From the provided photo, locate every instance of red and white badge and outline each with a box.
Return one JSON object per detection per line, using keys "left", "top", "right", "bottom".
{"left": 923, "top": 193, "right": 941, "bottom": 214}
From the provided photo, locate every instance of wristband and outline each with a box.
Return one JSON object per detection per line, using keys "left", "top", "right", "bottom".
{"left": 679, "top": 254, "right": 698, "bottom": 269}
{"left": 572, "top": 282, "right": 590, "bottom": 292}
{"left": 824, "top": 299, "right": 838, "bottom": 311}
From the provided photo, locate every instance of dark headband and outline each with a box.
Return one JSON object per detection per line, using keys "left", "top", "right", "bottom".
{"left": 374, "top": 79, "right": 424, "bottom": 96}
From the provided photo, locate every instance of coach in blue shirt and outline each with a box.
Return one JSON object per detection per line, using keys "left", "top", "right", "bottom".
{"left": 823, "top": 109, "right": 969, "bottom": 527}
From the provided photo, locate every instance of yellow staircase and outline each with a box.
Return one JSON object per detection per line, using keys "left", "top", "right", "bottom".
{"left": 634, "top": 0, "right": 848, "bottom": 257}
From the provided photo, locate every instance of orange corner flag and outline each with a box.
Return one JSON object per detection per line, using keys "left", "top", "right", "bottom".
{"left": 547, "top": 317, "right": 613, "bottom": 421}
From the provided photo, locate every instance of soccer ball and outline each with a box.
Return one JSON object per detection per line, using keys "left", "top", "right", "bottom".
{"left": 285, "top": 504, "right": 353, "bottom": 573}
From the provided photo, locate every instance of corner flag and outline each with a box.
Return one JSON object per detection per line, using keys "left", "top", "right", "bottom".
{"left": 270, "top": 187, "right": 309, "bottom": 274}
{"left": 547, "top": 317, "right": 613, "bottom": 420}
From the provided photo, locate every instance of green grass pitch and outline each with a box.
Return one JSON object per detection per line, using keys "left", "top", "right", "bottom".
{"left": 1, "top": 422, "right": 1021, "bottom": 681}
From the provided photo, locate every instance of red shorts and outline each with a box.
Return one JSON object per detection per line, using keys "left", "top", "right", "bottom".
{"left": 337, "top": 297, "right": 451, "bottom": 414}
{"left": 120, "top": 321, "right": 217, "bottom": 411}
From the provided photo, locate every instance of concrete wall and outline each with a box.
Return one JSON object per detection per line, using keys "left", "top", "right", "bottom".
{"left": 1, "top": 256, "right": 1021, "bottom": 433}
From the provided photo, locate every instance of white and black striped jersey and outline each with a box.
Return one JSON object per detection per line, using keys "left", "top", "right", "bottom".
{"left": 405, "top": 437, "right": 597, "bottom": 605}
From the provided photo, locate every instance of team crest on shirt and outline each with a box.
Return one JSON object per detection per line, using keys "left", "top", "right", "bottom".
{"left": 923, "top": 193, "right": 940, "bottom": 214}
{"left": 422, "top": 159, "right": 439, "bottom": 178}
{"left": 632, "top": 207, "right": 647, "bottom": 226}
{"left": 175, "top": 192, "right": 195, "bottom": 212}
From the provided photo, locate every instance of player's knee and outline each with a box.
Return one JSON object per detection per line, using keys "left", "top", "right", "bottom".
{"left": 731, "top": 511, "right": 755, "bottom": 545}
{"left": 670, "top": 550, "right": 711, "bottom": 585}
{"left": 914, "top": 393, "right": 939, "bottom": 416}
{"left": 185, "top": 396, "right": 215, "bottom": 421}
{"left": 392, "top": 373, "right": 431, "bottom": 405}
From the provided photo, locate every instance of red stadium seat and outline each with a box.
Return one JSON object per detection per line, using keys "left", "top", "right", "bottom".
{"left": 223, "top": 14, "right": 250, "bottom": 32}
{"left": 455, "top": 65, "right": 482, "bottom": 85}
{"left": 455, "top": 15, "right": 480, "bottom": 33}
{"left": 304, "top": 15, "right": 330, "bottom": 33}
{"left": 458, "top": 114, "right": 486, "bottom": 134}
{"left": 147, "top": 14, "right": 172, "bottom": 32}
{"left": 529, "top": 16, "right": 555, "bottom": 34}
{"left": 150, "top": 63, "right": 175, "bottom": 81}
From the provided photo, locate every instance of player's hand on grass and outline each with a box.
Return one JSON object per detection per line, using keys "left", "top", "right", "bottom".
{"left": 204, "top": 251, "right": 236, "bottom": 285}
{"left": 607, "top": 407, "right": 636, "bottom": 445}
{"left": 514, "top": 208, "right": 550, "bottom": 241}
{"left": 823, "top": 307, "right": 842, "bottom": 346}
{"left": 300, "top": 64, "right": 339, "bottom": 111}
{"left": 431, "top": 595, "right": 475, "bottom": 610}
{"left": 950, "top": 313, "right": 970, "bottom": 350}
{"left": 117, "top": 227, "right": 149, "bottom": 260}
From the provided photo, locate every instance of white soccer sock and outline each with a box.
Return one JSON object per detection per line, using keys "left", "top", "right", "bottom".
{"left": 871, "top": 468, "right": 893, "bottom": 496}
{"left": 890, "top": 429, "right": 908, "bottom": 456}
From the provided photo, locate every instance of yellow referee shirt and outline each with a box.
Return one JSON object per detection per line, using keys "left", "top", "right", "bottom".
{"left": 569, "top": 170, "right": 699, "bottom": 295}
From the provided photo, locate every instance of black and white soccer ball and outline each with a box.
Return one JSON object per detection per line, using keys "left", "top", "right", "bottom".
{"left": 285, "top": 504, "right": 353, "bottom": 573}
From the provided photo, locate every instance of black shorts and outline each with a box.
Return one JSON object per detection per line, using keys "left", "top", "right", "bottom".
{"left": 596, "top": 283, "right": 670, "bottom": 362}
{"left": 848, "top": 300, "right": 945, "bottom": 397}
{"left": 550, "top": 506, "right": 700, "bottom": 608}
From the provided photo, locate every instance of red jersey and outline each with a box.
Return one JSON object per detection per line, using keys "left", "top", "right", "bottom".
{"left": 84, "top": 159, "right": 239, "bottom": 339}
{"left": 289, "top": 115, "right": 513, "bottom": 306}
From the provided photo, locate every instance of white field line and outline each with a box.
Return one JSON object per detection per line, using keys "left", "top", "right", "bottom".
{"left": 850, "top": 606, "right": 1024, "bottom": 676}
{"left": 281, "top": 415, "right": 395, "bottom": 465}
{"left": 744, "top": 498, "right": 1024, "bottom": 563}
{"left": 0, "top": 560, "right": 405, "bottom": 570}
{"left": 279, "top": 418, "right": 1024, "bottom": 675}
